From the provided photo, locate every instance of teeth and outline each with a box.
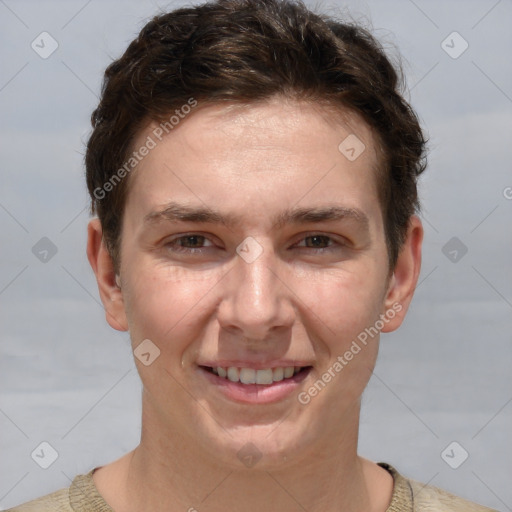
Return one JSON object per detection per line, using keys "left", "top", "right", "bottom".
{"left": 255, "top": 368, "right": 274, "bottom": 385}
{"left": 273, "top": 367, "right": 284, "bottom": 381}
{"left": 284, "top": 366, "right": 295, "bottom": 378}
{"left": 227, "top": 367, "right": 239, "bottom": 382}
{"left": 211, "top": 365, "right": 305, "bottom": 385}
{"left": 239, "top": 368, "right": 256, "bottom": 384}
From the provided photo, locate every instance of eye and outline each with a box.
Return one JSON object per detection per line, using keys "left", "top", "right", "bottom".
{"left": 295, "top": 233, "right": 345, "bottom": 253}
{"left": 165, "top": 234, "right": 216, "bottom": 254}
{"left": 298, "top": 235, "right": 334, "bottom": 250}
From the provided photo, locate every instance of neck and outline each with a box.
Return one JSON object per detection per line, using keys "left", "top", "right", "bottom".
{"left": 94, "top": 398, "right": 392, "bottom": 512}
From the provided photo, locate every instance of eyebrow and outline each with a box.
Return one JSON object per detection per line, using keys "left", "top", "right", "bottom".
{"left": 143, "top": 201, "right": 369, "bottom": 231}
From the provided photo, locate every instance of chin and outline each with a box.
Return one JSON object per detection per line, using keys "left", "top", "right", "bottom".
{"left": 197, "top": 420, "right": 315, "bottom": 471}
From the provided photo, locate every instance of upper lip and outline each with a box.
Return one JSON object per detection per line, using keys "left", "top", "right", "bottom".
{"left": 198, "top": 361, "right": 313, "bottom": 370}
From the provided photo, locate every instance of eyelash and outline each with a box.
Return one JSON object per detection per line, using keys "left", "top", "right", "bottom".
{"left": 164, "top": 233, "right": 345, "bottom": 254}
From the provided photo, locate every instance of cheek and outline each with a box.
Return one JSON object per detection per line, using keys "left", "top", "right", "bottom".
{"left": 297, "top": 264, "right": 385, "bottom": 343}
{"left": 296, "top": 265, "right": 385, "bottom": 400}
{"left": 296, "top": 270, "right": 384, "bottom": 411}
{"left": 124, "top": 265, "right": 223, "bottom": 350}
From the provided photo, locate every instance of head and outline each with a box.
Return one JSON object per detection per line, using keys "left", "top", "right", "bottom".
{"left": 86, "top": 0, "right": 425, "bottom": 469}
{"left": 86, "top": 0, "right": 426, "bottom": 275}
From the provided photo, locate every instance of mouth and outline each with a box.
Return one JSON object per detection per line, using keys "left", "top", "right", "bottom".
{"left": 201, "top": 365, "right": 311, "bottom": 385}
{"left": 198, "top": 364, "right": 313, "bottom": 404}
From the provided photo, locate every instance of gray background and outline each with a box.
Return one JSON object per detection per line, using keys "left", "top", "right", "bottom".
{"left": 1, "top": 0, "right": 511, "bottom": 510}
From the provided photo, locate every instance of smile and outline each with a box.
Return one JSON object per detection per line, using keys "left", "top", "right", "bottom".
{"left": 199, "top": 365, "right": 313, "bottom": 404}
{"left": 205, "top": 365, "right": 310, "bottom": 385}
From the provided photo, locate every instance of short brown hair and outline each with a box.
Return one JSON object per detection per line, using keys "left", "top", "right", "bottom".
{"left": 85, "top": 0, "right": 427, "bottom": 273}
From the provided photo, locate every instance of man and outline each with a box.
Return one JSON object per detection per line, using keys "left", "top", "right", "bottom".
{"left": 7, "top": 0, "right": 497, "bottom": 510}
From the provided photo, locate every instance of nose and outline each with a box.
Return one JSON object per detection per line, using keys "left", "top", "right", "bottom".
{"left": 216, "top": 240, "right": 295, "bottom": 340}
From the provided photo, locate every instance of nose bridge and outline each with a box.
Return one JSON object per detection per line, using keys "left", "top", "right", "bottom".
{"left": 217, "top": 239, "right": 293, "bottom": 337}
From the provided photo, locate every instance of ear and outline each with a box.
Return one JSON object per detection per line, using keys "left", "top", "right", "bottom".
{"left": 86, "top": 218, "right": 128, "bottom": 332}
{"left": 380, "top": 215, "right": 423, "bottom": 333}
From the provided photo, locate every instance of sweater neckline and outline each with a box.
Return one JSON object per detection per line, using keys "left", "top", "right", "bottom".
{"left": 69, "top": 461, "right": 412, "bottom": 512}
{"left": 377, "top": 462, "right": 414, "bottom": 511}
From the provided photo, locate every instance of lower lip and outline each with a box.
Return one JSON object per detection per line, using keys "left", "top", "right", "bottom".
{"left": 198, "top": 366, "right": 312, "bottom": 404}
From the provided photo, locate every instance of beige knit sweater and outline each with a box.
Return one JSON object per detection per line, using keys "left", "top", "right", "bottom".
{"left": 6, "top": 463, "right": 497, "bottom": 511}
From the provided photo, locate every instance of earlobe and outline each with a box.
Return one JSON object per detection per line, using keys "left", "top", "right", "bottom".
{"left": 86, "top": 218, "right": 128, "bottom": 332}
{"left": 380, "top": 215, "right": 423, "bottom": 333}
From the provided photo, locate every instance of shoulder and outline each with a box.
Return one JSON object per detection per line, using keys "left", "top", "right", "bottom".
{"left": 408, "top": 477, "right": 498, "bottom": 512}
{"left": 378, "top": 462, "right": 498, "bottom": 512}
{"left": 4, "top": 489, "right": 72, "bottom": 512}
{"left": 5, "top": 469, "right": 112, "bottom": 512}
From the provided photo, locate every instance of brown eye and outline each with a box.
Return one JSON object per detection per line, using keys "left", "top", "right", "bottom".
{"left": 177, "top": 235, "right": 207, "bottom": 248}
{"left": 294, "top": 234, "right": 343, "bottom": 252}
{"left": 303, "top": 235, "right": 332, "bottom": 249}
{"left": 165, "top": 234, "right": 215, "bottom": 254}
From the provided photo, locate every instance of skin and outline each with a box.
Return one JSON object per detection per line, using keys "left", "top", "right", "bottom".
{"left": 87, "top": 97, "right": 423, "bottom": 512}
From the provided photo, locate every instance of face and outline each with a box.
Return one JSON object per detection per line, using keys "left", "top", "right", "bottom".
{"left": 90, "top": 98, "right": 420, "bottom": 470}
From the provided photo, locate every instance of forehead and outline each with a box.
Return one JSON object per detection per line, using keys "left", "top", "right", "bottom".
{"left": 123, "top": 98, "right": 383, "bottom": 231}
